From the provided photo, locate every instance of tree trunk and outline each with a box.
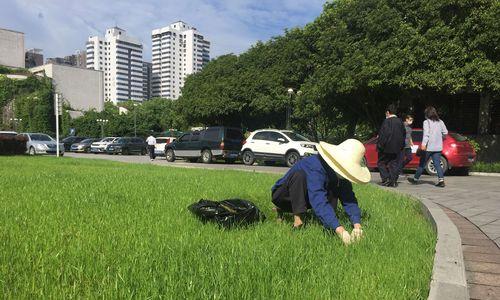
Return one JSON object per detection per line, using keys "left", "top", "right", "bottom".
{"left": 478, "top": 93, "right": 491, "bottom": 135}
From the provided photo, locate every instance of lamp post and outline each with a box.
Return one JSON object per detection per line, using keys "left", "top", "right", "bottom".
{"left": 9, "top": 118, "right": 22, "bottom": 131}
{"left": 286, "top": 88, "right": 301, "bottom": 130}
{"left": 133, "top": 103, "right": 138, "bottom": 137}
{"left": 96, "top": 119, "right": 109, "bottom": 138}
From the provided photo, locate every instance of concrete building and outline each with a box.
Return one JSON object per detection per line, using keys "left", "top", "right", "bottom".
{"left": 143, "top": 62, "right": 152, "bottom": 100}
{"left": 151, "top": 21, "right": 210, "bottom": 99}
{"left": 46, "top": 50, "right": 86, "bottom": 68}
{"left": 86, "top": 27, "right": 144, "bottom": 104}
{"left": 30, "top": 63, "right": 104, "bottom": 112}
{"left": 0, "top": 28, "right": 25, "bottom": 68}
{"left": 25, "top": 48, "right": 43, "bottom": 68}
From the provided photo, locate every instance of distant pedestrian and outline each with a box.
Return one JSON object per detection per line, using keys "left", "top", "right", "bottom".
{"left": 146, "top": 135, "right": 156, "bottom": 161}
{"left": 408, "top": 107, "right": 448, "bottom": 187}
{"left": 377, "top": 104, "right": 406, "bottom": 187}
{"left": 401, "top": 115, "right": 414, "bottom": 174}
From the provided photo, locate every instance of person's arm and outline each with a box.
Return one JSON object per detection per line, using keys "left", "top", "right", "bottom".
{"left": 306, "top": 170, "right": 341, "bottom": 231}
{"left": 421, "top": 120, "right": 430, "bottom": 150}
{"left": 377, "top": 120, "right": 389, "bottom": 151}
{"left": 338, "top": 180, "right": 361, "bottom": 226}
{"left": 441, "top": 121, "right": 448, "bottom": 138}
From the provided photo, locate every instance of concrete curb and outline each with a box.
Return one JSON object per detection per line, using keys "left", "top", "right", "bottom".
{"left": 373, "top": 185, "right": 468, "bottom": 300}
{"left": 470, "top": 171, "right": 500, "bottom": 177}
{"left": 418, "top": 197, "right": 469, "bottom": 300}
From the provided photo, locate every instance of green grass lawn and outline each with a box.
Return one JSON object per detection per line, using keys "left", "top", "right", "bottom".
{"left": 0, "top": 157, "right": 436, "bottom": 299}
{"left": 471, "top": 161, "right": 500, "bottom": 173}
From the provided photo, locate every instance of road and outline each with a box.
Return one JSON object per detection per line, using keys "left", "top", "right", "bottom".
{"left": 65, "top": 152, "right": 500, "bottom": 246}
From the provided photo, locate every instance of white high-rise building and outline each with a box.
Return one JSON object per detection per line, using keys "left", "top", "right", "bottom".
{"left": 86, "top": 27, "right": 144, "bottom": 104}
{"left": 151, "top": 21, "right": 210, "bottom": 99}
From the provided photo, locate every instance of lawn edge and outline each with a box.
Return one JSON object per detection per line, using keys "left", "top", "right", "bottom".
{"left": 374, "top": 185, "right": 469, "bottom": 300}
{"left": 469, "top": 172, "right": 500, "bottom": 177}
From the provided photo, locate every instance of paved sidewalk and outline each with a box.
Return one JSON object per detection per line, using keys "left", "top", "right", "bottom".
{"left": 375, "top": 173, "right": 500, "bottom": 247}
{"left": 443, "top": 207, "right": 500, "bottom": 300}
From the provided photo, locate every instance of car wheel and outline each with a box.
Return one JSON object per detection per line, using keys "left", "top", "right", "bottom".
{"left": 425, "top": 156, "right": 448, "bottom": 176}
{"left": 166, "top": 149, "right": 175, "bottom": 162}
{"left": 242, "top": 150, "right": 255, "bottom": 166}
{"left": 285, "top": 151, "right": 300, "bottom": 168}
{"left": 29, "top": 147, "right": 36, "bottom": 156}
{"left": 201, "top": 149, "right": 212, "bottom": 164}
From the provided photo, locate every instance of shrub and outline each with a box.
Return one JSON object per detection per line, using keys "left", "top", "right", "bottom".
{"left": 0, "top": 134, "right": 27, "bottom": 155}
{"left": 471, "top": 162, "right": 500, "bottom": 173}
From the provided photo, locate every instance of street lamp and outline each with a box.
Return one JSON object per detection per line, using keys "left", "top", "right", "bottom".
{"left": 9, "top": 118, "right": 22, "bottom": 131}
{"left": 133, "top": 103, "right": 138, "bottom": 137}
{"left": 96, "top": 119, "right": 109, "bottom": 138}
{"left": 286, "top": 88, "right": 301, "bottom": 130}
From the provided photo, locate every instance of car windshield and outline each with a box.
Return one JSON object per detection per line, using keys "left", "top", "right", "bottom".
{"left": 30, "top": 134, "right": 53, "bottom": 141}
{"left": 116, "top": 138, "right": 128, "bottom": 143}
{"left": 81, "top": 139, "right": 93, "bottom": 143}
{"left": 156, "top": 138, "right": 168, "bottom": 144}
{"left": 449, "top": 133, "right": 467, "bottom": 142}
{"left": 101, "top": 138, "right": 114, "bottom": 142}
{"left": 283, "top": 131, "right": 310, "bottom": 142}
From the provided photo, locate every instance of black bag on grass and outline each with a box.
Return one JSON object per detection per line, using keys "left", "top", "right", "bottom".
{"left": 188, "top": 199, "right": 266, "bottom": 227}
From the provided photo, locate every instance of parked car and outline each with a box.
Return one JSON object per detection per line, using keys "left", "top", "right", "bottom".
{"left": 106, "top": 137, "right": 147, "bottom": 155}
{"left": 364, "top": 129, "right": 476, "bottom": 175}
{"left": 70, "top": 138, "right": 100, "bottom": 153}
{"left": 20, "top": 133, "right": 65, "bottom": 156}
{"left": 90, "top": 137, "right": 119, "bottom": 153}
{"left": 62, "top": 136, "right": 87, "bottom": 151}
{"left": 165, "top": 127, "right": 244, "bottom": 163}
{"left": 0, "top": 131, "right": 18, "bottom": 136}
{"left": 154, "top": 137, "right": 177, "bottom": 157}
{"left": 241, "top": 129, "right": 318, "bottom": 167}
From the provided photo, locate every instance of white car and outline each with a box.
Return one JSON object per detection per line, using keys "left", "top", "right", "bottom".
{"left": 90, "top": 137, "right": 118, "bottom": 153}
{"left": 241, "top": 129, "right": 318, "bottom": 167}
{"left": 153, "top": 137, "right": 177, "bottom": 156}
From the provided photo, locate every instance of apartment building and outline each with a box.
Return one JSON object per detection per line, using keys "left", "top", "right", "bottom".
{"left": 86, "top": 27, "right": 144, "bottom": 104}
{"left": 0, "top": 27, "right": 25, "bottom": 68}
{"left": 143, "top": 62, "right": 152, "bottom": 100}
{"left": 151, "top": 21, "right": 210, "bottom": 99}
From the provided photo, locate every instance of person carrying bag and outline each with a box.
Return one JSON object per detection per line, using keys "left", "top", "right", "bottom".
{"left": 408, "top": 106, "right": 448, "bottom": 187}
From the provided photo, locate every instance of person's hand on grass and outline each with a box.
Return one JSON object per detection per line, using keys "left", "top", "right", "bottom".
{"left": 351, "top": 224, "right": 363, "bottom": 242}
{"left": 335, "top": 226, "right": 351, "bottom": 245}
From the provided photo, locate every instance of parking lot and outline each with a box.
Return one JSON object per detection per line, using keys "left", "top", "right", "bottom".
{"left": 64, "top": 152, "right": 289, "bottom": 174}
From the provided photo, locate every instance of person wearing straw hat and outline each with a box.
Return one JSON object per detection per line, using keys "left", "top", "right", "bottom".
{"left": 271, "top": 139, "right": 371, "bottom": 245}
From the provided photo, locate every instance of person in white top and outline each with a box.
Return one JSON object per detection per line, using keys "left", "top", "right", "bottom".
{"left": 146, "top": 135, "right": 156, "bottom": 161}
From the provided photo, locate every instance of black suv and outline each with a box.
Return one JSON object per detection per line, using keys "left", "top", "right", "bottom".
{"left": 106, "top": 137, "right": 147, "bottom": 155}
{"left": 165, "top": 127, "right": 244, "bottom": 163}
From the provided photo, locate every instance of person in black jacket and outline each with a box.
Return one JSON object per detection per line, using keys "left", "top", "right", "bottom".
{"left": 377, "top": 105, "right": 406, "bottom": 187}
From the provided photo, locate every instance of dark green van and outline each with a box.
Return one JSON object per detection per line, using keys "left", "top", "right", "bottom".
{"left": 165, "top": 127, "right": 244, "bottom": 163}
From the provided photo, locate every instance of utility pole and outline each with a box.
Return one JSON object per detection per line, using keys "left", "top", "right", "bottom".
{"left": 55, "top": 93, "right": 62, "bottom": 157}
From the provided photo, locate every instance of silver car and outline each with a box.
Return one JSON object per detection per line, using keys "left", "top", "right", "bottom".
{"left": 20, "top": 133, "right": 65, "bottom": 155}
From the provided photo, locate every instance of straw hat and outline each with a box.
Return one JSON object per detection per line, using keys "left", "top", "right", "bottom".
{"left": 317, "top": 139, "right": 371, "bottom": 184}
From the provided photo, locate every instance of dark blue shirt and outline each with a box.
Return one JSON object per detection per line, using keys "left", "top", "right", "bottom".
{"left": 272, "top": 155, "right": 361, "bottom": 230}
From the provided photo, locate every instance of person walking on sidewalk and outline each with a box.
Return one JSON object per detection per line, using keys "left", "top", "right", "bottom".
{"left": 146, "top": 135, "right": 156, "bottom": 161}
{"left": 377, "top": 105, "right": 406, "bottom": 187}
{"left": 408, "top": 106, "right": 448, "bottom": 187}
{"left": 271, "top": 139, "right": 370, "bottom": 245}
{"left": 401, "top": 115, "right": 414, "bottom": 175}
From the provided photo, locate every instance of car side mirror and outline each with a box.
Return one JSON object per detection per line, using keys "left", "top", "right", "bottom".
{"left": 277, "top": 138, "right": 287, "bottom": 143}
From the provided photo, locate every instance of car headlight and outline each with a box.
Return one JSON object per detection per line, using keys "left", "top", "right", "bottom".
{"left": 36, "top": 144, "right": 48, "bottom": 150}
{"left": 300, "top": 144, "right": 315, "bottom": 149}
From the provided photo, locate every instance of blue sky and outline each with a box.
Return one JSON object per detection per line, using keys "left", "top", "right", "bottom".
{"left": 0, "top": 0, "right": 325, "bottom": 61}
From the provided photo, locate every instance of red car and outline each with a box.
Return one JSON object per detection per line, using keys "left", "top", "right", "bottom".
{"left": 364, "top": 129, "right": 476, "bottom": 175}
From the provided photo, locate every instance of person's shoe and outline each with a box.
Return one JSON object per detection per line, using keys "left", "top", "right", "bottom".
{"left": 381, "top": 179, "right": 388, "bottom": 185}
{"left": 150, "top": 159, "right": 153, "bottom": 161}
{"left": 387, "top": 181, "right": 398, "bottom": 188}
{"left": 436, "top": 181, "right": 445, "bottom": 188}
{"left": 407, "top": 177, "right": 418, "bottom": 185}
